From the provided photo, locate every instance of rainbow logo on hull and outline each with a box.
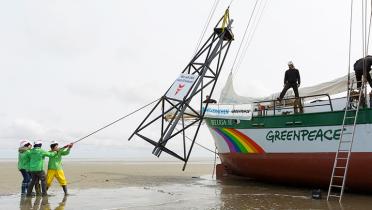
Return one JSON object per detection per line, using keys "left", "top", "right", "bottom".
{"left": 213, "top": 128, "right": 265, "bottom": 154}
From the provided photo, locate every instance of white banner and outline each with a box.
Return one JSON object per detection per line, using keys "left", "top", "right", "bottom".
{"left": 203, "top": 104, "right": 253, "bottom": 120}
{"left": 166, "top": 73, "right": 198, "bottom": 100}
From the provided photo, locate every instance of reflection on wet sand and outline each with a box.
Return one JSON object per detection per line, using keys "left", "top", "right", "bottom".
{"left": 2, "top": 174, "right": 371, "bottom": 209}
{"left": 218, "top": 177, "right": 371, "bottom": 210}
{"left": 327, "top": 201, "right": 345, "bottom": 210}
{"left": 19, "top": 195, "right": 67, "bottom": 210}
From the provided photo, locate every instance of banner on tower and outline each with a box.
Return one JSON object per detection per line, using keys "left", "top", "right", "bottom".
{"left": 166, "top": 73, "right": 198, "bottom": 100}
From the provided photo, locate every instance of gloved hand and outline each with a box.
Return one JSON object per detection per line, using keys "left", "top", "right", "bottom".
{"left": 68, "top": 143, "right": 73, "bottom": 148}
{"left": 297, "top": 83, "right": 300, "bottom": 88}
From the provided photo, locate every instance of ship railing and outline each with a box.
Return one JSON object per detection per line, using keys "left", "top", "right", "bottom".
{"left": 165, "top": 93, "right": 333, "bottom": 121}
{"left": 252, "top": 93, "right": 333, "bottom": 117}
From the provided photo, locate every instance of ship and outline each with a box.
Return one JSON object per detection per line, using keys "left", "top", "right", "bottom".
{"left": 205, "top": 72, "right": 372, "bottom": 192}
{"left": 129, "top": 2, "right": 372, "bottom": 199}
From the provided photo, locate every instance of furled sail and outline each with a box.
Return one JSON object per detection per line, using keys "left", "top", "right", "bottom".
{"left": 219, "top": 72, "right": 357, "bottom": 103}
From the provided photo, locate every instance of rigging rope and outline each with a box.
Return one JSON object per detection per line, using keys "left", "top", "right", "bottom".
{"left": 347, "top": 0, "right": 354, "bottom": 88}
{"left": 228, "top": 0, "right": 234, "bottom": 7}
{"left": 194, "top": 0, "right": 220, "bottom": 55}
{"left": 362, "top": 0, "right": 366, "bottom": 59}
{"left": 230, "top": 0, "right": 260, "bottom": 72}
{"left": 174, "top": 127, "right": 217, "bottom": 154}
{"left": 221, "top": 7, "right": 230, "bottom": 32}
{"left": 211, "top": 146, "right": 218, "bottom": 178}
{"left": 72, "top": 98, "right": 159, "bottom": 144}
{"left": 362, "top": 0, "right": 371, "bottom": 56}
{"left": 367, "top": 0, "right": 372, "bottom": 51}
{"left": 72, "top": 97, "right": 217, "bottom": 154}
{"left": 234, "top": 0, "right": 269, "bottom": 74}
{"left": 364, "top": 0, "right": 372, "bottom": 94}
{"left": 360, "top": 0, "right": 372, "bottom": 94}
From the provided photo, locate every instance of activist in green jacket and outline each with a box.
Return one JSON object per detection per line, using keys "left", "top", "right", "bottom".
{"left": 26, "top": 141, "right": 54, "bottom": 197}
{"left": 48, "top": 147, "right": 70, "bottom": 170}
{"left": 25, "top": 147, "right": 57, "bottom": 172}
{"left": 46, "top": 141, "right": 73, "bottom": 195}
{"left": 18, "top": 146, "right": 31, "bottom": 170}
{"left": 18, "top": 140, "right": 32, "bottom": 195}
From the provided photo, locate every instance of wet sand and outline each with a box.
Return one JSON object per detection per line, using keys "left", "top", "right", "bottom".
{"left": 1, "top": 161, "right": 372, "bottom": 209}
{"left": 0, "top": 161, "right": 214, "bottom": 196}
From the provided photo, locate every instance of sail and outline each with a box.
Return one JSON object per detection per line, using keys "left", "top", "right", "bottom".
{"left": 219, "top": 72, "right": 258, "bottom": 103}
{"left": 219, "top": 72, "right": 357, "bottom": 103}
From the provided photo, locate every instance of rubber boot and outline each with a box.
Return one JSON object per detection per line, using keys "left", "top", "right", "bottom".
{"left": 26, "top": 182, "right": 34, "bottom": 197}
{"left": 35, "top": 183, "right": 42, "bottom": 196}
{"left": 21, "top": 183, "right": 27, "bottom": 196}
{"left": 62, "top": 185, "right": 68, "bottom": 195}
{"left": 41, "top": 184, "right": 48, "bottom": 197}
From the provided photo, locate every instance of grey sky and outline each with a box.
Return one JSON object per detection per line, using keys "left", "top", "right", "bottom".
{"left": 0, "top": 0, "right": 367, "bottom": 159}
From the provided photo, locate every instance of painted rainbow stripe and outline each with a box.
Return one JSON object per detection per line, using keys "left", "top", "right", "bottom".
{"left": 213, "top": 128, "right": 265, "bottom": 154}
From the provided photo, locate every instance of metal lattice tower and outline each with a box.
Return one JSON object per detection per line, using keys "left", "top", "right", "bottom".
{"left": 128, "top": 10, "right": 234, "bottom": 170}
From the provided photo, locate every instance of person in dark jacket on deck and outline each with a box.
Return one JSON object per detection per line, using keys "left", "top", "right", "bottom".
{"left": 277, "top": 61, "right": 301, "bottom": 101}
{"left": 203, "top": 95, "right": 217, "bottom": 103}
{"left": 354, "top": 55, "right": 372, "bottom": 89}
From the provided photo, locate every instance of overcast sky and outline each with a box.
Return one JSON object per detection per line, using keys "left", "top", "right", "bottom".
{"left": 0, "top": 0, "right": 368, "bottom": 160}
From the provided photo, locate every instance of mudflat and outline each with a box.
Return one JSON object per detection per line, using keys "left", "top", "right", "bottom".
{"left": 2, "top": 161, "right": 372, "bottom": 209}
{"left": 0, "top": 161, "right": 214, "bottom": 196}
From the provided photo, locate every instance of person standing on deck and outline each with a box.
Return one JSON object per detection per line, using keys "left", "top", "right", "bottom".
{"left": 203, "top": 95, "right": 217, "bottom": 103}
{"left": 18, "top": 140, "right": 32, "bottom": 196}
{"left": 46, "top": 141, "right": 73, "bottom": 195}
{"left": 354, "top": 55, "right": 372, "bottom": 89}
{"left": 25, "top": 140, "right": 56, "bottom": 197}
{"left": 277, "top": 61, "right": 301, "bottom": 101}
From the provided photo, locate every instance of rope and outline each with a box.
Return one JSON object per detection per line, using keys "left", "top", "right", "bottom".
{"left": 221, "top": 8, "right": 230, "bottom": 32}
{"left": 362, "top": 0, "right": 366, "bottom": 59}
{"left": 72, "top": 98, "right": 160, "bottom": 144}
{"left": 174, "top": 127, "right": 217, "bottom": 154}
{"left": 367, "top": 0, "right": 372, "bottom": 51}
{"left": 246, "top": 0, "right": 269, "bottom": 46}
{"left": 347, "top": 0, "right": 354, "bottom": 89}
{"left": 230, "top": 0, "right": 260, "bottom": 72}
{"left": 193, "top": 0, "right": 220, "bottom": 55}
{"left": 211, "top": 146, "right": 217, "bottom": 179}
{"left": 187, "top": 138, "right": 216, "bottom": 154}
{"left": 228, "top": 0, "right": 234, "bottom": 7}
{"left": 234, "top": 0, "right": 269, "bottom": 74}
{"left": 361, "top": 0, "right": 371, "bottom": 94}
{"left": 72, "top": 99, "right": 217, "bottom": 154}
{"left": 364, "top": 0, "right": 372, "bottom": 94}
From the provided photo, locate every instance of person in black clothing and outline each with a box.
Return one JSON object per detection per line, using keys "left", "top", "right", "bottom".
{"left": 354, "top": 55, "right": 372, "bottom": 88}
{"left": 277, "top": 61, "right": 301, "bottom": 101}
{"left": 203, "top": 95, "right": 217, "bottom": 103}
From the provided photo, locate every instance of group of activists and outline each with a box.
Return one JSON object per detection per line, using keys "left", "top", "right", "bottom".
{"left": 18, "top": 140, "right": 73, "bottom": 196}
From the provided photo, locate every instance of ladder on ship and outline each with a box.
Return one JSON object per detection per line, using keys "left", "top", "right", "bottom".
{"left": 327, "top": 81, "right": 364, "bottom": 202}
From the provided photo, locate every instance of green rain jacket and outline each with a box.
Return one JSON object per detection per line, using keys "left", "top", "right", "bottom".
{"left": 18, "top": 147, "right": 30, "bottom": 170}
{"left": 48, "top": 148, "right": 70, "bottom": 170}
{"left": 24, "top": 147, "right": 56, "bottom": 172}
